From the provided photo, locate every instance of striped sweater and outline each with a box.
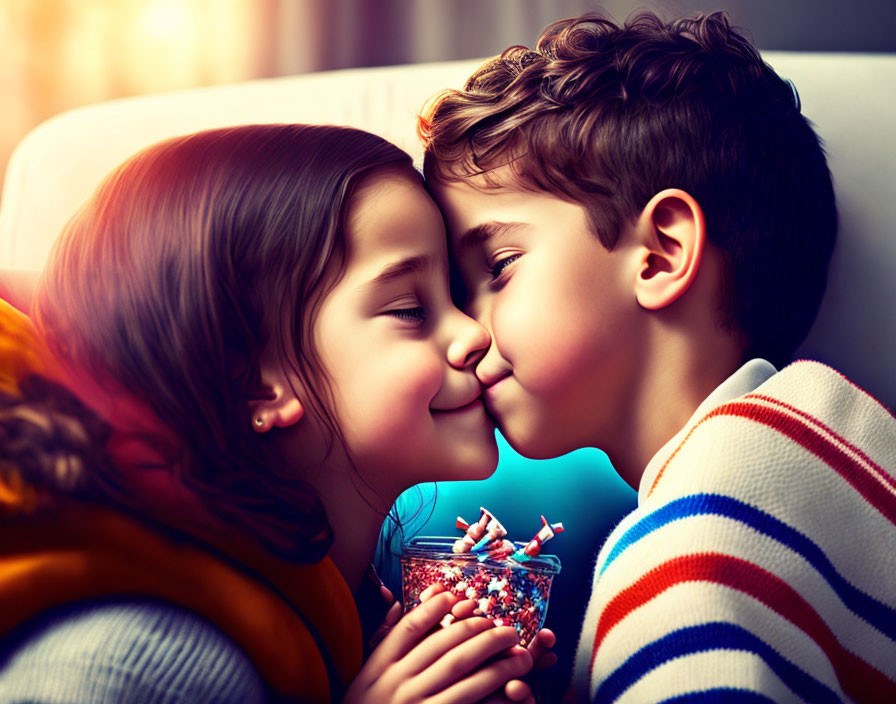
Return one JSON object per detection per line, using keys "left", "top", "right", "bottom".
{"left": 572, "top": 359, "right": 896, "bottom": 703}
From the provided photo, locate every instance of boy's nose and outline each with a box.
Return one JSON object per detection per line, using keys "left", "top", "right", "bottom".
{"left": 447, "top": 311, "right": 491, "bottom": 369}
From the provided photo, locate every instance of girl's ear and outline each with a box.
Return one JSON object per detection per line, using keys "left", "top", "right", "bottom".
{"left": 632, "top": 189, "right": 706, "bottom": 311}
{"left": 250, "top": 348, "right": 305, "bottom": 434}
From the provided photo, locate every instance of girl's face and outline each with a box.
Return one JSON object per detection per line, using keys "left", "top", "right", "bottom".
{"left": 311, "top": 169, "right": 498, "bottom": 494}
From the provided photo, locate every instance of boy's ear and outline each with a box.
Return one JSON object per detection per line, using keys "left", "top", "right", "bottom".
{"left": 250, "top": 347, "right": 305, "bottom": 434}
{"left": 632, "top": 188, "right": 706, "bottom": 311}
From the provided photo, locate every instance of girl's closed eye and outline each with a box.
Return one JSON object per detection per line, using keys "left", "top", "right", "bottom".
{"left": 385, "top": 306, "right": 426, "bottom": 323}
{"left": 489, "top": 253, "right": 522, "bottom": 282}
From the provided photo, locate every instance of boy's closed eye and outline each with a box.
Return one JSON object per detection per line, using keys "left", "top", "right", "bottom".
{"left": 488, "top": 252, "right": 522, "bottom": 283}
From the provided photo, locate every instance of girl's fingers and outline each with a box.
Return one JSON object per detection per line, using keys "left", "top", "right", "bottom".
{"left": 428, "top": 644, "right": 534, "bottom": 704}
{"left": 450, "top": 598, "right": 479, "bottom": 621}
{"left": 529, "top": 628, "right": 556, "bottom": 650}
{"left": 527, "top": 628, "right": 557, "bottom": 670}
{"left": 369, "top": 600, "right": 403, "bottom": 650}
{"left": 415, "top": 625, "right": 526, "bottom": 697}
{"left": 420, "top": 582, "right": 447, "bottom": 602}
{"left": 503, "top": 678, "right": 534, "bottom": 702}
{"left": 383, "top": 600, "right": 403, "bottom": 628}
{"left": 400, "top": 616, "right": 497, "bottom": 676}
{"left": 364, "top": 591, "right": 459, "bottom": 672}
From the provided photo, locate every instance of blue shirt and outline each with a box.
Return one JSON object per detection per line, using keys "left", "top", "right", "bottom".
{"left": 0, "top": 599, "right": 266, "bottom": 703}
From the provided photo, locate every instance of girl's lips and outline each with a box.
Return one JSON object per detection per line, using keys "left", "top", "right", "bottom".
{"left": 432, "top": 396, "right": 484, "bottom": 414}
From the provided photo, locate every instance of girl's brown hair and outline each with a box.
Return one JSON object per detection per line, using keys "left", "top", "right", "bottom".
{"left": 33, "top": 124, "right": 413, "bottom": 562}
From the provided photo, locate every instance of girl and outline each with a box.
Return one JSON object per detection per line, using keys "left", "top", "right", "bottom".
{"left": 0, "top": 124, "right": 544, "bottom": 703}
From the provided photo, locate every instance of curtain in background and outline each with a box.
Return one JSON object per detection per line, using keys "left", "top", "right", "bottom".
{"left": 273, "top": 0, "right": 602, "bottom": 73}
{"left": 0, "top": 0, "right": 605, "bottom": 195}
{"left": 0, "top": 0, "right": 273, "bottom": 196}
{"left": 1, "top": 0, "right": 894, "bottom": 196}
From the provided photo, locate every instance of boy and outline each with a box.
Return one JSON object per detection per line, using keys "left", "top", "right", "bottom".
{"left": 421, "top": 10, "right": 896, "bottom": 703}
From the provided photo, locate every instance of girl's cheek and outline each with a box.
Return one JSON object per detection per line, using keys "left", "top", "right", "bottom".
{"left": 402, "top": 358, "right": 445, "bottom": 408}
{"left": 366, "top": 349, "right": 442, "bottom": 414}
{"left": 393, "top": 343, "right": 443, "bottom": 380}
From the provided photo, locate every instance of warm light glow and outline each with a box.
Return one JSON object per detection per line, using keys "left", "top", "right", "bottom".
{"left": 0, "top": 0, "right": 264, "bottom": 205}
{"left": 135, "top": 0, "right": 194, "bottom": 41}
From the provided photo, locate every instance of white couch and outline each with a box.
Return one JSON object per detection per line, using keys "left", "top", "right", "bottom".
{"left": 1, "top": 54, "right": 894, "bottom": 409}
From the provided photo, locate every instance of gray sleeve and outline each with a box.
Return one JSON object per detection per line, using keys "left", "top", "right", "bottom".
{"left": 0, "top": 599, "right": 267, "bottom": 703}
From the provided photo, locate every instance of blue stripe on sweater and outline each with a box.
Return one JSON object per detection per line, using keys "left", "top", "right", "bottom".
{"left": 658, "top": 689, "right": 776, "bottom": 703}
{"left": 598, "top": 493, "right": 896, "bottom": 641}
{"left": 594, "top": 622, "right": 842, "bottom": 704}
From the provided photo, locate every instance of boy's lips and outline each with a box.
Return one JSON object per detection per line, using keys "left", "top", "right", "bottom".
{"left": 482, "top": 373, "right": 512, "bottom": 407}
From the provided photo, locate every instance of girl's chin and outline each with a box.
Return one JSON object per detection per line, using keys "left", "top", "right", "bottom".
{"left": 452, "top": 440, "right": 501, "bottom": 482}
{"left": 416, "top": 442, "right": 499, "bottom": 485}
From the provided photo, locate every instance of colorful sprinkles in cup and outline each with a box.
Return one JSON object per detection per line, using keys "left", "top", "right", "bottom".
{"left": 400, "top": 508, "right": 563, "bottom": 646}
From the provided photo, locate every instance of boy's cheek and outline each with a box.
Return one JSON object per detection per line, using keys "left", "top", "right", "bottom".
{"left": 490, "top": 288, "right": 541, "bottom": 351}
{"left": 494, "top": 301, "right": 589, "bottom": 387}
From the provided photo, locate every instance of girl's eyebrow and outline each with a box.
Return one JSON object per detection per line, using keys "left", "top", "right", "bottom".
{"left": 456, "top": 221, "right": 527, "bottom": 254}
{"left": 366, "top": 255, "right": 435, "bottom": 287}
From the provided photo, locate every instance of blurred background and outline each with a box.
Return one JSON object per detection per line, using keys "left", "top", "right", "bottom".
{"left": 1, "top": 0, "right": 895, "bottom": 195}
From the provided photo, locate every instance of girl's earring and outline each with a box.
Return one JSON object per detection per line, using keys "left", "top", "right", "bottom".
{"left": 254, "top": 416, "right": 265, "bottom": 430}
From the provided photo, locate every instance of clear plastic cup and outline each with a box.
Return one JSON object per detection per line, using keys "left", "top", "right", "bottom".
{"left": 400, "top": 536, "right": 561, "bottom": 646}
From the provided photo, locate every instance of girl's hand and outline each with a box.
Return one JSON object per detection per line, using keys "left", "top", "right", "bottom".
{"left": 344, "top": 591, "right": 533, "bottom": 704}
{"left": 526, "top": 628, "right": 557, "bottom": 671}
{"left": 417, "top": 583, "right": 557, "bottom": 704}
{"left": 370, "top": 585, "right": 477, "bottom": 650}
{"left": 370, "top": 586, "right": 403, "bottom": 650}
{"left": 490, "top": 628, "right": 557, "bottom": 704}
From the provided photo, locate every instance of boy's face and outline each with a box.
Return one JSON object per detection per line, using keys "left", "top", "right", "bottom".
{"left": 431, "top": 172, "right": 645, "bottom": 459}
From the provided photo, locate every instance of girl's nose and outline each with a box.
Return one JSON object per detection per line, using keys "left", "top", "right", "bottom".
{"left": 446, "top": 309, "right": 491, "bottom": 369}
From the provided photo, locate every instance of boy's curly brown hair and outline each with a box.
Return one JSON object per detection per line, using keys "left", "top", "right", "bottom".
{"left": 421, "top": 11, "right": 837, "bottom": 368}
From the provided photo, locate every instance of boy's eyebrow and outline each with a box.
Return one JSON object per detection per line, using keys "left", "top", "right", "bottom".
{"left": 365, "top": 255, "right": 434, "bottom": 287}
{"left": 457, "top": 221, "right": 527, "bottom": 254}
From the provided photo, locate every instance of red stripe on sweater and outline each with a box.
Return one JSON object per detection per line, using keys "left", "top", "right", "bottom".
{"left": 648, "top": 401, "right": 896, "bottom": 526}
{"left": 590, "top": 552, "right": 896, "bottom": 701}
